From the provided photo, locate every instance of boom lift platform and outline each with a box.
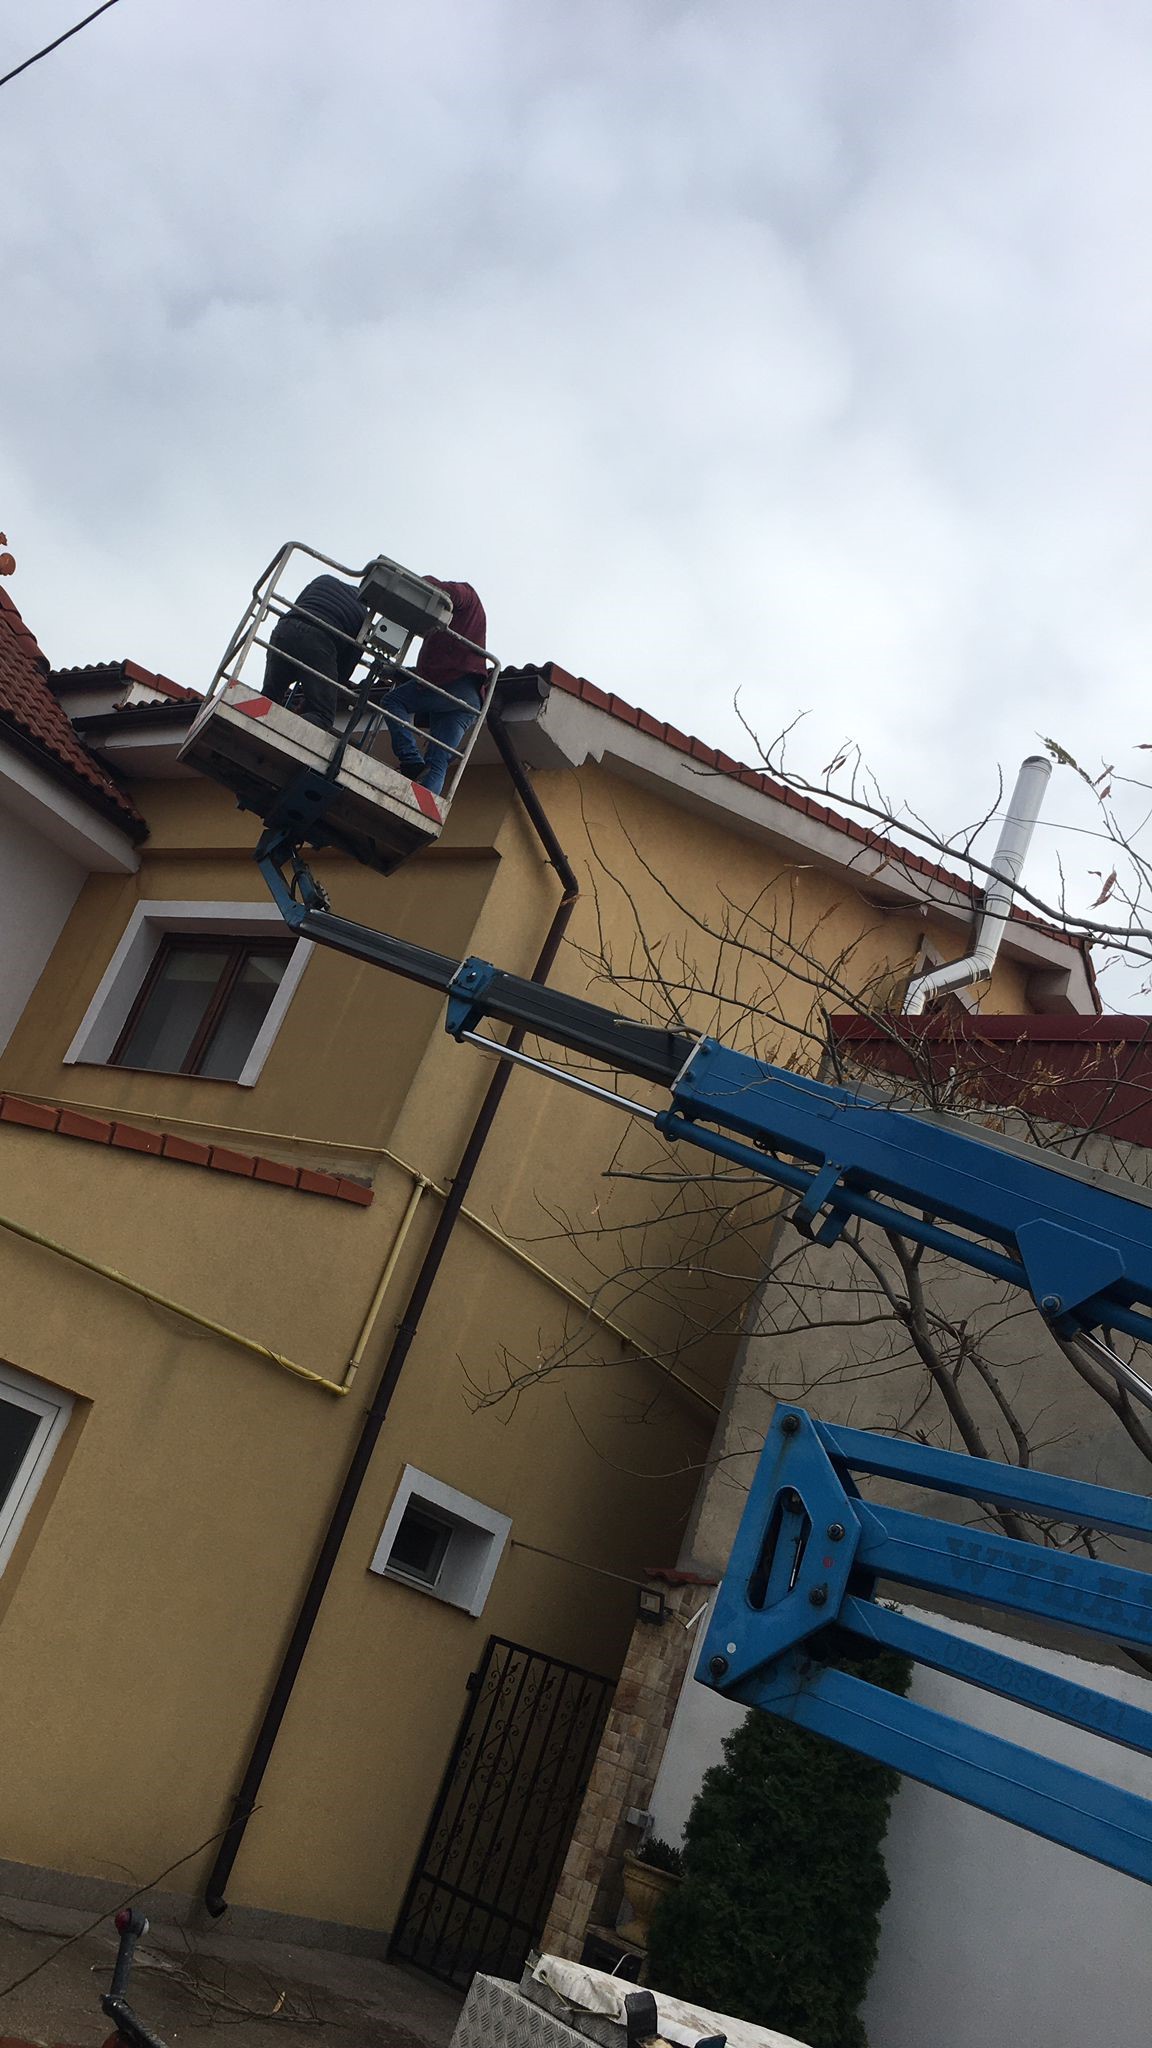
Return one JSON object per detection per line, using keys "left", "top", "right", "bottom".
{"left": 181, "top": 544, "right": 499, "bottom": 873}
{"left": 194, "top": 557, "right": 1152, "bottom": 1887}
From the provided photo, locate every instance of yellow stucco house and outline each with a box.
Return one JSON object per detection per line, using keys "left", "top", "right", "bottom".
{"left": 0, "top": 579, "right": 1095, "bottom": 1980}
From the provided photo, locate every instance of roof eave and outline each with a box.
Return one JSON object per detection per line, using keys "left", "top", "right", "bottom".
{"left": 0, "top": 712, "right": 146, "bottom": 843}
{"left": 0, "top": 732, "right": 141, "bottom": 872}
{"left": 507, "top": 679, "right": 1094, "bottom": 1011}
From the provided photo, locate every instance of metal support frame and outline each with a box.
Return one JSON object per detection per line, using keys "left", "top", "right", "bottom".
{"left": 457, "top": 1028, "right": 661, "bottom": 1122}
{"left": 208, "top": 543, "right": 501, "bottom": 857}
{"left": 698, "top": 1406, "right": 1152, "bottom": 1883}
{"left": 658, "top": 1037, "right": 1152, "bottom": 1357}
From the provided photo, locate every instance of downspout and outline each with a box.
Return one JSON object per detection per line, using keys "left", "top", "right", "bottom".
{"left": 204, "top": 713, "right": 578, "bottom": 1916}
{"left": 903, "top": 755, "right": 1052, "bottom": 1016}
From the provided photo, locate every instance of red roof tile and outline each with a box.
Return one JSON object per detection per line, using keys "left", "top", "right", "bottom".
{"left": 51, "top": 657, "right": 198, "bottom": 704}
{"left": 0, "top": 589, "right": 144, "bottom": 834}
{"left": 831, "top": 1013, "right": 1152, "bottom": 1147}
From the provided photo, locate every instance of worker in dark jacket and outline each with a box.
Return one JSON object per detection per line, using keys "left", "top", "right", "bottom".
{"left": 264, "top": 575, "right": 367, "bottom": 731}
{"left": 382, "top": 579, "right": 487, "bottom": 796}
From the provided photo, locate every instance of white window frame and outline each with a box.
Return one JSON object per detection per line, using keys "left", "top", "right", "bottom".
{"left": 370, "top": 1467, "right": 511, "bottom": 1618}
{"left": 63, "top": 901, "right": 312, "bottom": 1087}
{"left": 0, "top": 1363, "right": 73, "bottom": 1576}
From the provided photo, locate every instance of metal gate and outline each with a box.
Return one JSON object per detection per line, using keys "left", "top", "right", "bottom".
{"left": 390, "top": 1637, "right": 613, "bottom": 1989}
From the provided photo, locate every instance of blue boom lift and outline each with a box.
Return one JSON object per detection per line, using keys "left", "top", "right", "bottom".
{"left": 209, "top": 556, "right": 1152, "bottom": 1889}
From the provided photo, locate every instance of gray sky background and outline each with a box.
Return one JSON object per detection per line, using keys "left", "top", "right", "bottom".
{"left": 3, "top": 0, "right": 1151, "bottom": 968}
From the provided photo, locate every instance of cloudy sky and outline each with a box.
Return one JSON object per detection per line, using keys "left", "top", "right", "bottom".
{"left": 3, "top": 0, "right": 1151, "bottom": 947}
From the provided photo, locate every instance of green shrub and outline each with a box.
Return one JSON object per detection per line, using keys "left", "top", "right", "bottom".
{"left": 637, "top": 1835, "right": 685, "bottom": 1875}
{"left": 646, "top": 1653, "right": 910, "bottom": 2048}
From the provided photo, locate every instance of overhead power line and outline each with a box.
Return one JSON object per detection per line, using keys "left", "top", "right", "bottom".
{"left": 0, "top": 0, "right": 122, "bottom": 92}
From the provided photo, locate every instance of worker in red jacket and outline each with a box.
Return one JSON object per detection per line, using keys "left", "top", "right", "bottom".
{"left": 382, "top": 579, "right": 487, "bottom": 796}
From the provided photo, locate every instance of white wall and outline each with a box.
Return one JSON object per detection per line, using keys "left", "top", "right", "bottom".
{"left": 649, "top": 1605, "right": 1152, "bottom": 2048}
{"left": 0, "top": 801, "right": 86, "bottom": 1053}
{"left": 649, "top": 1594, "right": 744, "bottom": 1847}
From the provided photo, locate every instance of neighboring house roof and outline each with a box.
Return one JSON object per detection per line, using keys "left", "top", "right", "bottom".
{"left": 832, "top": 1013, "right": 1152, "bottom": 1147}
{"left": 0, "top": 588, "right": 146, "bottom": 837}
{"left": 52, "top": 657, "right": 198, "bottom": 713}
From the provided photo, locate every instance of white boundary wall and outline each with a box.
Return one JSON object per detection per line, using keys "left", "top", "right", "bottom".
{"left": 649, "top": 1602, "right": 1152, "bottom": 2048}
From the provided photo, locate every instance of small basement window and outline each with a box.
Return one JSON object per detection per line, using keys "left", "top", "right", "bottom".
{"left": 370, "top": 1468, "right": 511, "bottom": 1617}
{"left": 0, "top": 1363, "right": 73, "bottom": 1576}
{"left": 109, "top": 935, "right": 295, "bottom": 1081}
{"left": 387, "top": 1501, "right": 455, "bottom": 1589}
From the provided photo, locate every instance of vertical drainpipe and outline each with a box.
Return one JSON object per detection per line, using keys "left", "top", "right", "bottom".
{"left": 203, "top": 710, "right": 578, "bottom": 1916}
{"left": 903, "top": 755, "right": 1052, "bottom": 1016}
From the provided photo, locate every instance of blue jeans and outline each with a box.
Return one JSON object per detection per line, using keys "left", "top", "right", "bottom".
{"left": 382, "top": 675, "right": 483, "bottom": 796}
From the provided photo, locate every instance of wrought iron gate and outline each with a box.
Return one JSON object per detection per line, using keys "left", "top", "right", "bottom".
{"left": 390, "top": 1636, "right": 613, "bottom": 1989}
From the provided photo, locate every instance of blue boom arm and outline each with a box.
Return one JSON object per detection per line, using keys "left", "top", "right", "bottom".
{"left": 445, "top": 955, "right": 1152, "bottom": 1359}
{"left": 261, "top": 879, "right": 1152, "bottom": 1360}
{"left": 697, "top": 1408, "right": 1152, "bottom": 1883}
{"left": 659, "top": 1037, "right": 1152, "bottom": 1354}
{"left": 257, "top": 861, "right": 1152, "bottom": 1881}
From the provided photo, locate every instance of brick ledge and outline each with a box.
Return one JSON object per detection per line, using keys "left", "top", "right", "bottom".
{"left": 0, "top": 1094, "right": 373, "bottom": 1206}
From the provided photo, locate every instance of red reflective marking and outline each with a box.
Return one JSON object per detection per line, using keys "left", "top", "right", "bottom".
{"left": 235, "top": 695, "right": 274, "bottom": 719}
{"left": 412, "top": 784, "right": 442, "bottom": 822}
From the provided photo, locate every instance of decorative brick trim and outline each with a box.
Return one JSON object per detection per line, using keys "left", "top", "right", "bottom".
{"left": 209, "top": 1145, "right": 257, "bottom": 1177}
{"left": 254, "top": 1156, "right": 297, "bottom": 1187}
{"left": 1, "top": 1097, "right": 57, "bottom": 1130}
{"left": 162, "top": 1133, "right": 212, "bottom": 1166}
{"left": 112, "top": 1122, "right": 163, "bottom": 1155}
{"left": 0, "top": 1094, "right": 373, "bottom": 1206}
{"left": 56, "top": 1108, "right": 113, "bottom": 1143}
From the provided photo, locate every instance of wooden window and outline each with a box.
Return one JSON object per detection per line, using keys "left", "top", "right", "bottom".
{"left": 109, "top": 935, "right": 294, "bottom": 1081}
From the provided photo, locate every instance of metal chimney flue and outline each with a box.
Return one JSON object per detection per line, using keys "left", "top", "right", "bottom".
{"left": 903, "top": 754, "right": 1052, "bottom": 1016}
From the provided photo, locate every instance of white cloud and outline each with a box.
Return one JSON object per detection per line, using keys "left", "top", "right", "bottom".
{"left": 2, "top": 0, "right": 1152, "bottom": 971}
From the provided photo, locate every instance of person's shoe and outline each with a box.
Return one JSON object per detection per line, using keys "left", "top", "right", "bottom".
{"left": 285, "top": 699, "right": 333, "bottom": 733}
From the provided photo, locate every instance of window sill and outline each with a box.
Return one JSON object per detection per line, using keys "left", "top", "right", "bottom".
{"left": 81, "top": 1061, "right": 255, "bottom": 1089}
